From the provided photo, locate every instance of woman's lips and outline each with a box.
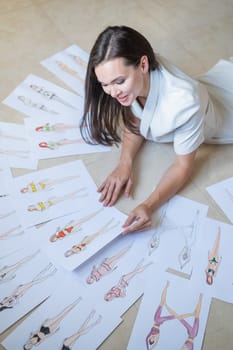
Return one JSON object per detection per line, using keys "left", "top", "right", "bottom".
{"left": 117, "top": 95, "right": 128, "bottom": 103}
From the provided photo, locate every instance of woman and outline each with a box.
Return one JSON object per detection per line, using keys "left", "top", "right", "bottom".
{"left": 80, "top": 25, "right": 233, "bottom": 234}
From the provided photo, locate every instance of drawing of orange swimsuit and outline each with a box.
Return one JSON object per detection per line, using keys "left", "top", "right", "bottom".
{"left": 56, "top": 225, "right": 74, "bottom": 239}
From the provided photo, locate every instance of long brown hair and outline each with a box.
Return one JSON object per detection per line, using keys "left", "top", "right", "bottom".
{"left": 80, "top": 25, "right": 159, "bottom": 146}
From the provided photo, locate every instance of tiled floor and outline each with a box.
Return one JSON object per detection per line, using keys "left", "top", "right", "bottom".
{"left": 0, "top": 1, "right": 233, "bottom": 349}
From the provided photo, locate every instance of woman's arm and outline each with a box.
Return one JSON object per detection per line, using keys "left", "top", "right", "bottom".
{"left": 122, "top": 149, "right": 197, "bottom": 233}
{"left": 98, "top": 125, "right": 145, "bottom": 206}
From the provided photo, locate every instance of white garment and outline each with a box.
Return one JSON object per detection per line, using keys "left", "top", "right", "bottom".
{"left": 131, "top": 56, "right": 233, "bottom": 155}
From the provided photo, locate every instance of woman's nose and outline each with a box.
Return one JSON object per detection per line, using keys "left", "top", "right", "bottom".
{"left": 110, "top": 85, "right": 120, "bottom": 98}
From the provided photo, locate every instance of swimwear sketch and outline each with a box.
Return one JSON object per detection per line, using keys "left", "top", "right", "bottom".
{"left": 20, "top": 175, "right": 79, "bottom": 193}
{"left": 17, "top": 96, "right": 59, "bottom": 115}
{"left": 104, "top": 259, "right": 153, "bottom": 301}
{"left": 0, "top": 148, "right": 30, "bottom": 159}
{"left": 165, "top": 293, "right": 203, "bottom": 350}
{"left": 64, "top": 218, "right": 119, "bottom": 257}
{"left": 67, "top": 53, "right": 87, "bottom": 69}
{"left": 146, "top": 281, "right": 175, "bottom": 349}
{"left": 55, "top": 61, "right": 84, "bottom": 83}
{"left": 86, "top": 244, "right": 132, "bottom": 284}
{"left": 23, "top": 297, "right": 82, "bottom": 350}
{"left": 61, "top": 309, "right": 102, "bottom": 350}
{"left": 205, "top": 228, "right": 222, "bottom": 285}
{"left": 0, "top": 251, "right": 39, "bottom": 284}
{"left": 38, "top": 138, "right": 83, "bottom": 150}
{"left": 29, "top": 84, "right": 77, "bottom": 110}
{"left": 0, "top": 211, "right": 15, "bottom": 221}
{"left": 178, "top": 210, "right": 199, "bottom": 270}
{"left": 0, "top": 225, "right": 24, "bottom": 240}
{"left": 50, "top": 208, "right": 102, "bottom": 242}
{"left": 27, "top": 188, "right": 88, "bottom": 212}
{"left": 0, "top": 263, "right": 57, "bottom": 312}
{"left": 35, "top": 122, "right": 78, "bottom": 133}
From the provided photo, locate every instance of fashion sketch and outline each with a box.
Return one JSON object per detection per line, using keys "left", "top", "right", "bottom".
{"left": 0, "top": 148, "right": 30, "bottom": 159}
{"left": 205, "top": 228, "right": 222, "bottom": 285}
{"left": 29, "top": 84, "right": 77, "bottom": 110}
{"left": 20, "top": 175, "right": 79, "bottom": 193}
{"left": 104, "top": 259, "right": 153, "bottom": 301}
{"left": 23, "top": 298, "right": 82, "bottom": 350}
{"left": 67, "top": 53, "right": 87, "bottom": 69}
{"left": 38, "top": 138, "right": 83, "bottom": 150}
{"left": 0, "top": 225, "right": 24, "bottom": 240}
{"left": 55, "top": 61, "right": 84, "bottom": 83}
{"left": 64, "top": 218, "right": 119, "bottom": 257}
{"left": 17, "top": 95, "right": 59, "bottom": 115}
{"left": 61, "top": 309, "right": 102, "bottom": 350}
{"left": 27, "top": 188, "right": 87, "bottom": 212}
{"left": 0, "top": 263, "right": 57, "bottom": 311}
{"left": 35, "top": 122, "right": 78, "bottom": 133}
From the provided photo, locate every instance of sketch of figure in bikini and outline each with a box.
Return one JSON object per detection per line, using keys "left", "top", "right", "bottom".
{"left": 50, "top": 208, "right": 102, "bottom": 242}
{"left": 67, "top": 53, "right": 87, "bottom": 69}
{"left": 0, "top": 250, "right": 39, "bottom": 284}
{"left": 178, "top": 210, "right": 200, "bottom": 270}
{"left": 0, "top": 263, "right": 57, "bottom": 312}
{"left": 0, "top": 148, "right": 30, "bottom": 159}
{"left": 104, "top": 259, "right": 153, "bottom": 302}
{"left": 55, "top": 61, "right": 84, "bottom": 84}
{"left": 64, "top": 218, "right": 119, "bottom": 257}
{"left": 38, "top": 138, "right": 83, "bottom": 150}
{"left": 165, "top": 293, "right": 203, "bottom": 350}
{"left": 29, "top": 84, "right": 77, "bottom": 110}
{"left": 20, "top": 175, "right": 79, "bottom": 194}
{"left": 0, "top": 225, "right": 24, "bottom": 240}
{"left": 86, "top": 244, "right": 132, "bottom": 284}
{"left": 61, "top": 309, "right": 102, "bottom": 350}
{"left": 146, "top": 281, "right": 175, "bottom": 349}
{"left": 27, "top": 188, "right": 88, "bottom": 212}
{"left": 17, "top": 96, "right": 59, "bottom": 115}
{"left": 23, "top": 297, "right": 82, "bottom": 350}
{"left": 205, "top": 228, "right": 222, "bottom": 285}
{"left": 35, "top": 122, "right": 78, "bottom": 133}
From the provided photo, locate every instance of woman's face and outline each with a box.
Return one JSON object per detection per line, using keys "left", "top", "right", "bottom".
{"left": 95, "top": 56, "right": 149, "bottom": 106}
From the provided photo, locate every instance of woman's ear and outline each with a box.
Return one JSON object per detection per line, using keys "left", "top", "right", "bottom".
{"left": 140, "top": 55, "right": 149, "bottom": 73}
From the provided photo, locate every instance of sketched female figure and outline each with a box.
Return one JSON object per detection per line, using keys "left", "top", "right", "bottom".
{"left": 29, "top": 84, "right": 77, "bottom": 110}
{"left": 38, "top": 138, "right": 83, "bottom": 150}
{"left": 55, "top": 61, "right": 84, "bottom": 83}
{"left": 0, "top": 263, "right": 57, "bottom": 312}
{"left": 0, "top": 251, "right": 39, "bottom": 284}
{"left": 64, "top": 219, "right": 118, "bottom": 257}
{"left": 61, "top": 309, "right": 102, "bottom": 350}
{"left": 27, "top": 188, "right": 87, "bottom": 212}
{"left": 86, "top": 244, "right": 132, "bottom": 284}
{"left": 104, "top": 259, "right": 152, "bottom": 301}
{"left": 165, "top": 293, "right": 203, "bottom": 350}
{"left": 0, "top": 225, "right": 24, "bottom": 240}
{"left": 35, "top": 122, "right": 78, "bottom": 133}
{"left": 146, "top": 281, "right": 175, "bottom": 349}
{"left": 68, "top": 53, "right": 87, "bottom": 69}
{"left": 50, "top": 209, "right": 102, "bottom": 242}
{"left": 205, "top": 228, "right": 222, "bottom": 285}
{"left": 20, "top": 175, "right": 79, "bottom": 194}
{"left": 0, "top": 210, "right": 15, "bottom": 220}
{"left": 17, "top": 96, "right": 58, "bottom": 115}
{"left": 23, "top": 298, "right": 82, "bottom": 350}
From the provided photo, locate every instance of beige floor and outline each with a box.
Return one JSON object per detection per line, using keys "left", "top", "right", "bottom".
{"left": 0, "top": 0, "right": 233, "bottom": 349}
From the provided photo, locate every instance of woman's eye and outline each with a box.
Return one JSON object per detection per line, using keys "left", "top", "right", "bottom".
{"left": 116, "top": 79, "right": 125, "bottom": 85}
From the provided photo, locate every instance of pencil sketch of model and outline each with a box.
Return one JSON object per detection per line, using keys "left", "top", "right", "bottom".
{"left": 67, "top": 53, "right": 87, "bottom": 69}
{"left": 0, "top": 210, "right": 15, "bottom": 220}
{"left": 64, "top": 218, "right": 119, "bottom": 257}
{"left": 178, "top": 210, "right": 200, "bottom": 270}
{"left": 86, "top": 244, "right": 132, "bottom": 284}
{"left": 0, "top": 148, "right": 30, "bottom": 159}
{"left": 104, "top": 259, "right": 153, "bottom": 301}
{"left": 61, "top": 309, "right": 102, "bottom": 350}
{"left": 205, "top": 228, "right": 222, "bottom": 285}
{"left": 0, "top": 250, "right": 39, "bottom": 284}
{"left": 0, "top": 129, "right": 27, "bottom": 141}
{"left": 50, "top": 208, "right": 103, "bottom": 242}
{"left": 38, "top": 137, "right": 83, "bottom": 150}
{"left": 23, "top": 297, "right": 82, "bottom": 350}
{"left": 17, "top": 95, "right": 59, "bottom": 115}
{"left": 27, "top": 188, "right": 88, "bottom": 212}
{"left": 0, "top": 225, "right": 24, "bottom": 240}
{"left": 0, "top": 263, "right": 57, "bottom": 312}
{"left": 20, "top": 175, "right": 80, "bottom": 194}
{"left": 35, "top": 122, "right": 78, "bottom": 133}
{"left": 55, "top": 61, "right": 84, "bottom": 83}
{"left": 29, "top": 84, "right": 77, "bottom": 110}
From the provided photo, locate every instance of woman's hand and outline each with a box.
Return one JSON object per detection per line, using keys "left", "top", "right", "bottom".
{"left": 122, "top": 203, "right": 153, "bottom": 234}
{"left": 97, "top": 162, "right": 133, "bottom": 206}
